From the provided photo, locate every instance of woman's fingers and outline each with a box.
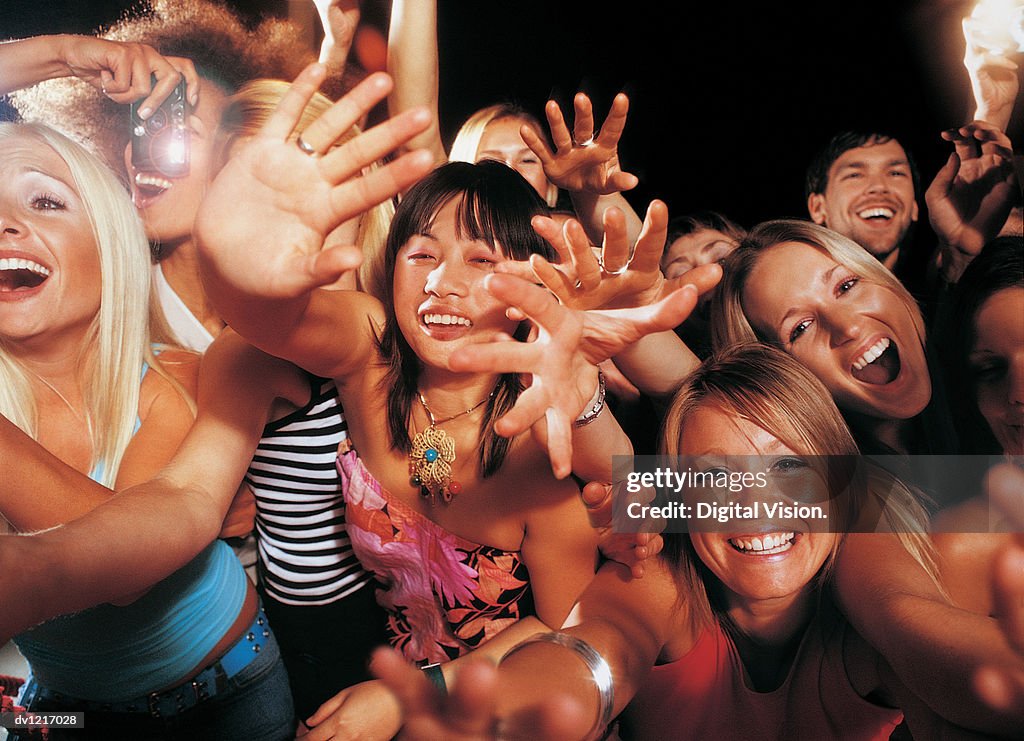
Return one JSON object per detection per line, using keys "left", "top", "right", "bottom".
{"left": 319, "top": 106, "right": 432, "bottom": 182}
{"left": 595, "top": 92, "right": 630, "bottom": 147}
{"left": 600, "top": 207, "right": 630, "bottom": 273}
{"left": 301, "top": 72, "right": 395, "bottom": 153}
{"left": 628, "top": 200, "right": 670, "bottom": 274}
{"left": 521, "top": 123, "right": 557, "bottom": 166}
{"left": 328, "top": 149, "right": 434, "bottom": 225}
{"left": 483, "top": 273, "right": 563, "bottom": 329}
{"left": 572, "top": 92, "right": 595, "bottom": 145}
{"left": 529, "top": 254, "right": 577, "bottom": 301}
{"left": 448, "top": 337, "right": 536, "bottom": 376}
{"left": 664, "top": 262, "right": 722, "bottom": 298}
{"left": 543, "top": 407, "right": 573, "bottom": 480}
{"left": 262, "top": 63, "right": 329, "bottom": 140}
{"left": 545, "top": 99, "right": 574, "bottom": 152}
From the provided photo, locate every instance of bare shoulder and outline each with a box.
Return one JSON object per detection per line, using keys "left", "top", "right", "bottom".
{"left": 141, "top": 347, "right": 200, "bottom": 413}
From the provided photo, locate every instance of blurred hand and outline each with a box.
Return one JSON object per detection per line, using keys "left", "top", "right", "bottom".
{"left": 974, "top": 464, "right": 1024, "bottom": 719}
{"left": 370, "top": 647, "right": 590, "bottom": 741}
{"left": 195, "top": 65, "right": 433, "bottom": 300}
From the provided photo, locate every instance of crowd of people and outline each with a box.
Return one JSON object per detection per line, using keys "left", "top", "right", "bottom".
{"left": 0, "top": 1, "right": 1021, "bottom": 739}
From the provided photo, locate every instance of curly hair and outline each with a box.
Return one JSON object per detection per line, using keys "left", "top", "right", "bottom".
{"left": 10, "top": 0, "right": 317, "bottom": 176}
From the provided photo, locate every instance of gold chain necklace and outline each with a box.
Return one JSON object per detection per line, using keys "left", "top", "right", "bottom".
{"left": 409, "top": 389, "right": 494, "bottom": 505}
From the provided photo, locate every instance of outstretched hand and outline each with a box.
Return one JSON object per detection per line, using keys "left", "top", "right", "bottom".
{"left": 583, "top": 481, "right": 664, "bottom": 579}
{"left": 195, "top": 65, "right": 433, "bottom": 300}
{"left": 974, "top": 464, "right": 1024, "bottom": 719}
{"left": 926, "top": 121, "right": 1016, "bottom": 278}
{"left": 522, "top": 92, "right": 639, "bottom": 196}
{"left": 449, "top": 273, "right": 698, "bottom": 478}
{"left": 505, "top": 201, "right": 721, "bottom": 311}
{"left": 370, "top": 647, "right": 589, "bottom": 741}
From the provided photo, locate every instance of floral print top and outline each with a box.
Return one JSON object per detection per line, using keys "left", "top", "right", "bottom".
{"left": 336, "top": 441, "right": 534, "bottom": 663}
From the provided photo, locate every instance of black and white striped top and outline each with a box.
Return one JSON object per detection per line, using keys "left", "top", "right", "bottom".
{"left": 247, "top": 378, "right": 373, "bottom": 605}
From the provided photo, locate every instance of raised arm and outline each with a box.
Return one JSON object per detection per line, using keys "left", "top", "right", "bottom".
{"left": 523, "top": 93, "right": 643, "bottom": 245}
{"left": 927, "top": 121, "right": 1017, "bottom": 283}
{"left": 0, "top": 333, "right": 312, "bottom": 639}
{"left": 386, "top": 0, "right": 447, "bottom": 163}
{"left": 836, "top": 527, "right": 1024, "bottom": 736}
{"left": 374, "top": 558, "right": 684, "bottom": 741}
{"left": 0, "top": 34, "right": 198, "bottom": 112}
{"left": 195, "top": 65, "right": 433, "bottom": 377}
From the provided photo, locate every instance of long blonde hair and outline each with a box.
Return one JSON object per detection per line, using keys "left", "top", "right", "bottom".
{"left": 0, "top": 123, "right": 184, "bottom": 488}
{"left": 216, "top": 79, "right": 395, "bottom": 300}
{"left": 659, "top": 344, "right": 940, "bottom": 631}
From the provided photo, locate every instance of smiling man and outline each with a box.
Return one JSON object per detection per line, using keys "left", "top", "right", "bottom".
{"left": 805, "top": 131, "right": 920, "bottom": 275}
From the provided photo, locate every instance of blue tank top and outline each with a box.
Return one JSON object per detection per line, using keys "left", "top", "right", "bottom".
{"left": 15, "top": 542, "right": 245, "bottom": 701}
{"left": 14, "top": 357, "right": 248, "bottom": 701}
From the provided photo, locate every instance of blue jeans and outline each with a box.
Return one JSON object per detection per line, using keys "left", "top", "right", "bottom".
{"left": 13, "top": 629, "right": 295, "bottom": 741}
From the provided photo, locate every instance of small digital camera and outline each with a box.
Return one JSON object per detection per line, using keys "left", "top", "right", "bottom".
{"left": 130, "top": 78, "right": 189, "bottom": 177}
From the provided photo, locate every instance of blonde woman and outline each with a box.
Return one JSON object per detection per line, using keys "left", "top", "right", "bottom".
{"left": 0, "top": 121, "right": 295, "bottom": 740}
{"left": 711, "top": 219, "right": 955, "bottom": 455}
{"left": 370, "top": 345, "right": 1022, "bottom": 739}
{"left": 386, "top": 0, "right": 643, "bottom": 243}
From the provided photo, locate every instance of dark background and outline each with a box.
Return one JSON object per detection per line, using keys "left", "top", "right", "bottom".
{"left": 2, "top": 0, "right": 1020, "bottom": 231}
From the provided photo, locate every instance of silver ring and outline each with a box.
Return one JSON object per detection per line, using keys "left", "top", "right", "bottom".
{"left": 296, "top": 135, "right": 317, "bottom": 156}
{"left": 575, "top": 136, "right": 594, "bottom": 148}
{"left": 597, "top": 256, "right": 629, "bottom": 275}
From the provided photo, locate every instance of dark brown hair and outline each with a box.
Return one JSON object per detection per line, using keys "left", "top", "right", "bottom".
{"left": 378, "top": 160, "right": 555, "bottom": 476}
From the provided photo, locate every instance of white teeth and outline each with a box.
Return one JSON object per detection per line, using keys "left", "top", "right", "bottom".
{"left": 0, "top": 257, "right": 50, "bottom": 276}
{"left": 729, "top": 532, "right": 795, "bottom": 553}
{"left": 858, "top": 207, "right": 894, "bottom": 220}
{"left": 134, "top": 173, "right": 172, "bottom": 190}
{"left": 852, "top": 337, "right": 891, "bottom": 371}
{"left": 423, "top": 313, "right": 472, "bottom": 327}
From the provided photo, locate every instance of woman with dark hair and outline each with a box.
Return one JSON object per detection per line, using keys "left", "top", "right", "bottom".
{"left": 945, "top": 235, "right": 1024, "bottom": 456}
{"left": 194, "top": 65, "right": 698, "bottom": 736}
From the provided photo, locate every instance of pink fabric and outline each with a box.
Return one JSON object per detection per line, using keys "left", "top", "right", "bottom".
{"left": 337, "top": 445, "right": 532, "bottom": 663}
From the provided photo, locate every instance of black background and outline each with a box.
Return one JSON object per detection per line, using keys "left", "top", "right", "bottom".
{"left": 2, "top": 0, "right": 1019, "bottom": 231}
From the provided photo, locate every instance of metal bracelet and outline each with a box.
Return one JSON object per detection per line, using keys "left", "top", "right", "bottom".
{"left": 574, "top": 370, "right": 606, "bottom": 428}
{"left": 418, "top": 661, "right": 447, "bottom": 696}
{"left": 500, "top": 632, "right": 614, "bottom": 740}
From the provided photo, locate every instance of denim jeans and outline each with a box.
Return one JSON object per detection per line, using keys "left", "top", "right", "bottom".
{"left": 12, "top": 628, "right": 295, "bottom": 741}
